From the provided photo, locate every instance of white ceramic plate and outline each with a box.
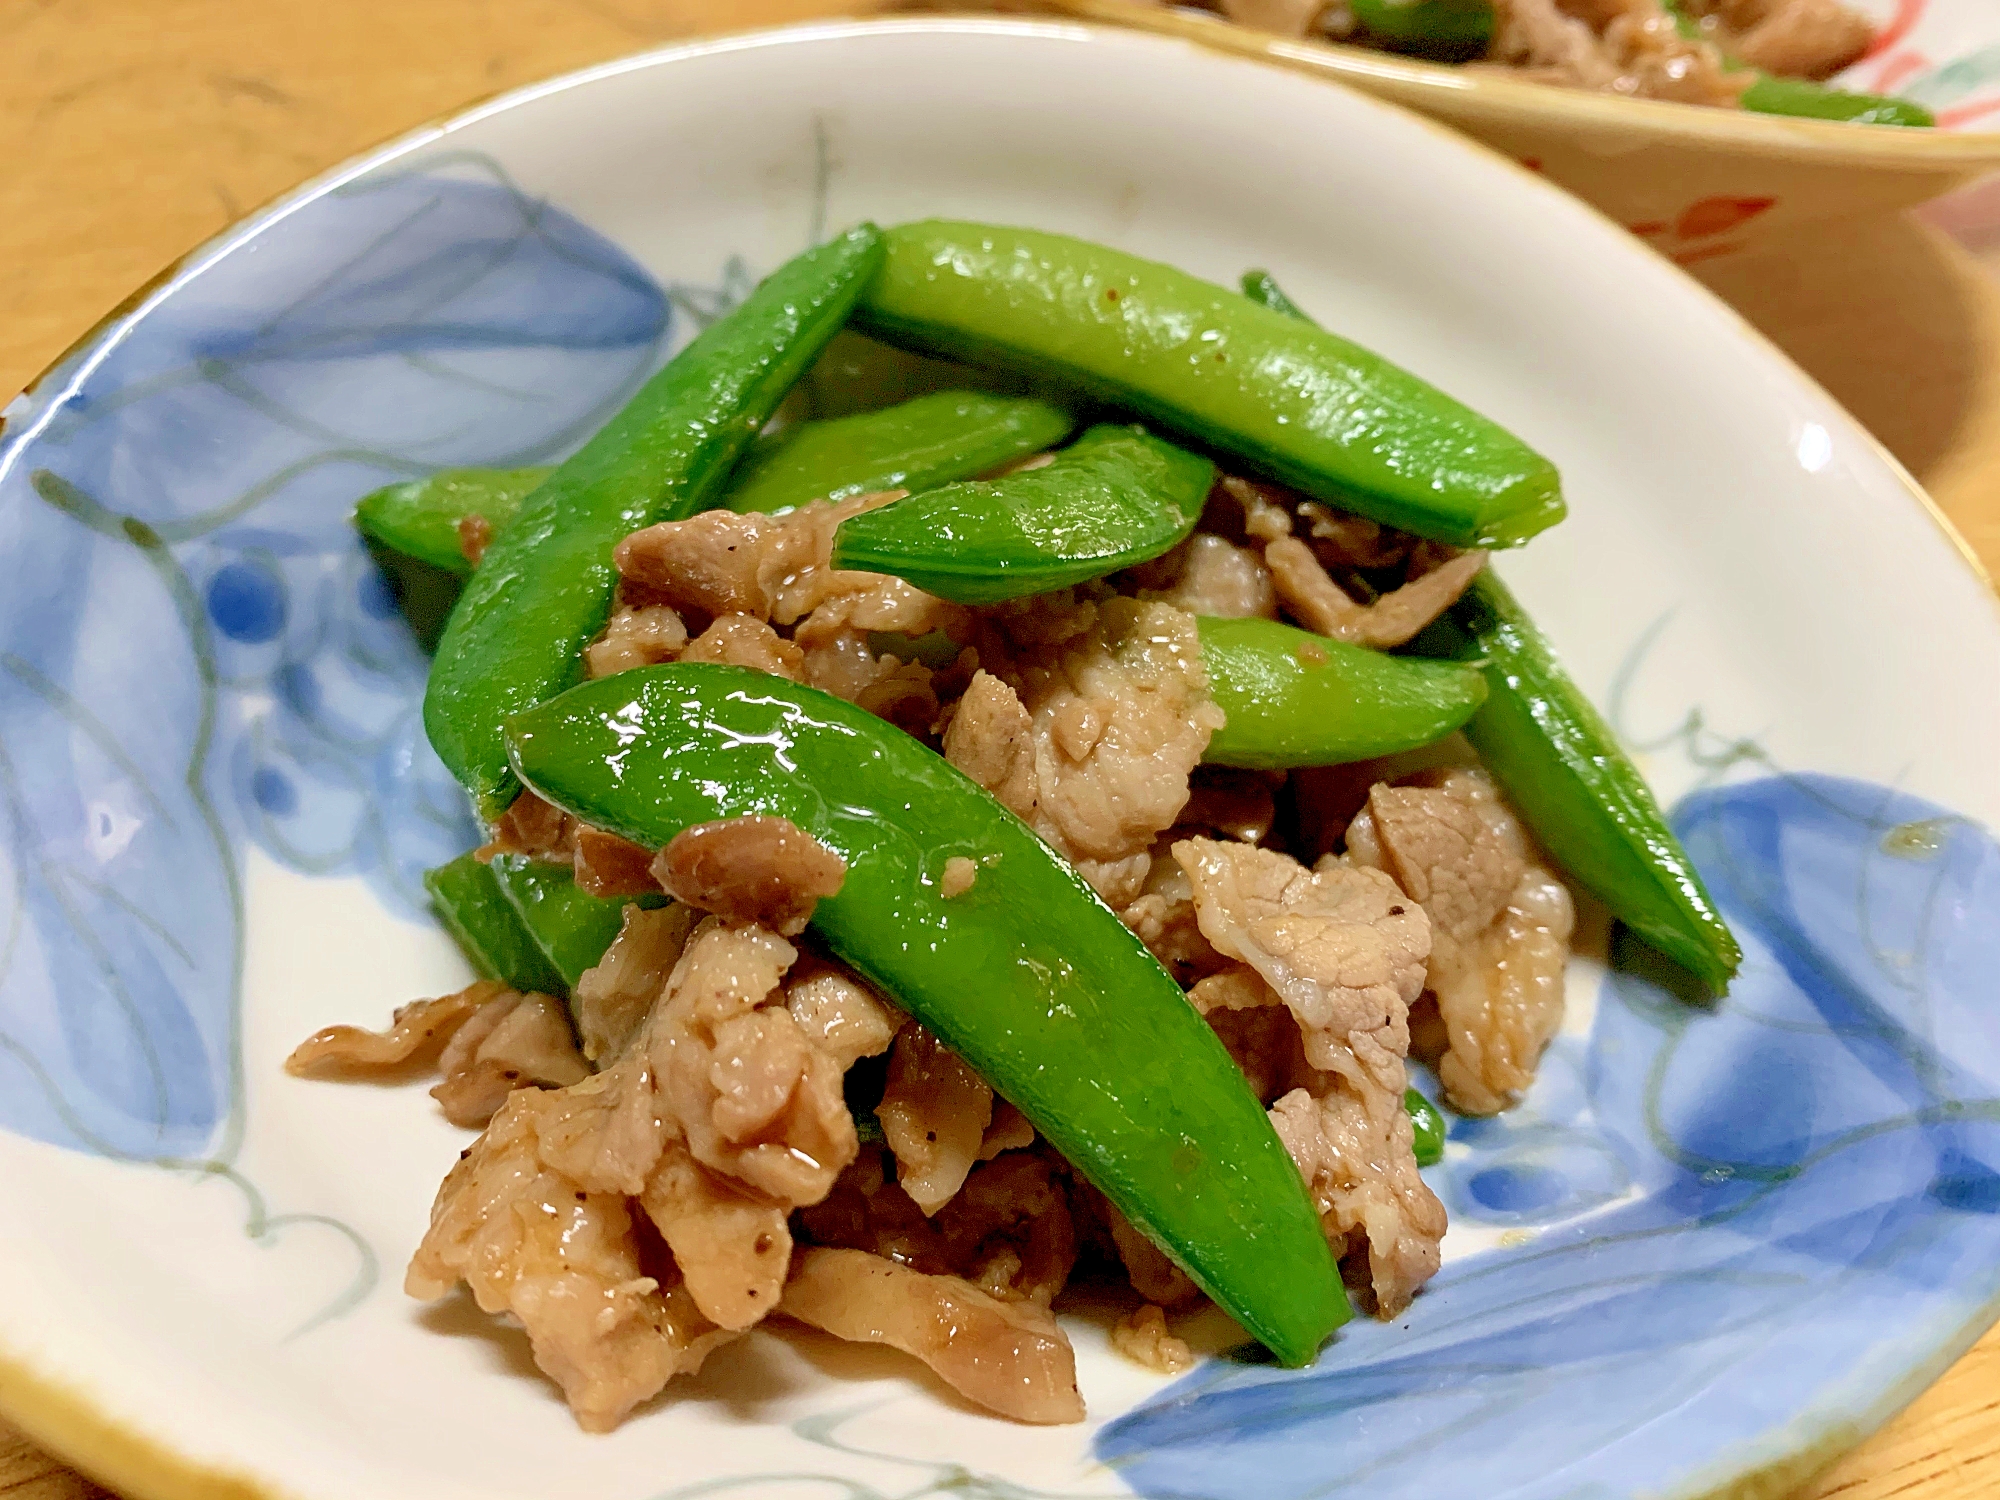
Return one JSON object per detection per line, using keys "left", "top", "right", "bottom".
{"left": 3, "top": 18, "right": 1999, "bottom": 1500}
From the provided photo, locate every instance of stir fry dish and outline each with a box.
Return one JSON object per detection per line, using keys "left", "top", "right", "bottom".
{"left": 1191, "top": 0, "right": 1933, "bottom": 124}
{"left": 292, "top": 221, "right": 1739, "bottom": 1429}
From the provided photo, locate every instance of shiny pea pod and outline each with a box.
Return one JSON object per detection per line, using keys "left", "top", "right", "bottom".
{"left": 487, "top": 854, "right": 663, "bottom": 992}
{"left": 1350, "top": 0, "right": 1493, "bottom": 60}
{"left": 1406, "top": 1088, "right": 1447, "bottom": 1168}
{"left": 831, "top": 424, "right": 1212, "bottom": 604}
{"left": 423, "top": 853, "right": 565, "bottom": 995}
{"left": 425, "top": 225, "right": 884, "bottom": 820}
{"left": 505, "top": 663, "right": 1350, "bottom": 1365}
{"left": 857, "top": 220, "right": 1563, "bottom": 549}
{"left": 1738, "top": 74, "right": 1933, "bottom": 127}
{"left": 1199, "top": 616, "right": 1487, "bottom": 769}
{"left": 726, "top": 390, "right": 1075, "bottom": 513}
{"left": 1412, "top": 574, "right": 1741, "bottom": 992}
{"left": 356, "top": 468, "right": 552, "bottom": 578}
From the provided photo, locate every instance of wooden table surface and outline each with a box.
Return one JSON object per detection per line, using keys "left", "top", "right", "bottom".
{"left": 2, "top": 2, "right": 1997, "bottom": 1497}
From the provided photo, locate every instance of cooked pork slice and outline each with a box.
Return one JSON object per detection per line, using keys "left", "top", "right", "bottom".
{"left": 1347, "top": 769, "right": 1575, "bottom": 1114}
{"left": 1110, "top": 1304, "right": 1195, "bottom": 1375}
{"left": 476, "top": 788, "right": 573, "bottom": 861}
{"left": 1172, "top": 837, "right": 1444, "bottom": 1314}
{"left": 571, "top": 826, "right": 659, "bottom": 900}
{"left": 677, "top": 612, "right": 806, "bottom": 680}
{"left": 430, "top": 987, "right": 589, "bottom": 1128}
{"left": 585, "top": 599, "right": 687, "bottom": 679}
{"left": 651, "top": 815, "right": 846, "bottom": 937}
{"left": 782, "top": 1247, "right": 1085, "bottom": 1424}
{"left": 285, "top": 983, "right": 493, "bottom": 1077}
{"left": 1688, "top": 0, "right": 1870, "bottom": 77}
{"left": 1133, "top": 532, "right": 1278, "bottom": 620}
{"left": 406, "top": 1089, "right": 734, "bottom": 1432}
{"left": 1265, "top": 537, "right": 1487, "bottom": 648}
{"left": 877, "top": 1023, "right": 995, "bottom": 1214}
{"left": 571, "top": 902, "right": 698, "bottom": 1066}
{"left": 783, "top": 957, "right": 906, "bottom": 1070}
{"left": 640, "top": 1140, "right": 793, "bottom": 1330}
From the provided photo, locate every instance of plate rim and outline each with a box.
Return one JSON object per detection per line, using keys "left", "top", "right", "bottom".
{"left": 1, "top": 15, "right": 1997, "bottom": 1500}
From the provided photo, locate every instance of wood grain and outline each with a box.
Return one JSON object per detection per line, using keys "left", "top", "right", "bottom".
{"left": 1, "top": 3, "right": 1996, "bottom": 1498}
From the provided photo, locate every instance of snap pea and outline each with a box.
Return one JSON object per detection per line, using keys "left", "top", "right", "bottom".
{"left": 1198, "top": 616, "right": 1487, "bottom": 769}
{"left": 506, "top": 662, "right": 1350, "bottom": 1365}
{"left": 1738, "top": 74, "right": 1933, "bottom": 128}
{"left": 856, "top": 220, "right": 1563, "bottom": 550}
{"left": 356, "top": 468, "right": 551, "bottom": 577}
{"left": 1411, "top": 574, "right": 1741, "bottom": 992}
{"left": 727, "top": 390, "right": 1075, "bottom": 513}
{"left": 487, "top": 853, "right": 664, "bottom": 992}
{"left": 1349, "top": 0, "right": 1493, "bottom": 61}
{"left": 423, "top": 852, "right": 565, "bottom": 995}
{"left": 830, "top": 424, "right": 1212, "bottom": 604}
{"left": 424, "top": 224, "right": 884, "bottom": 820}
{"left": 1406, "top": 1088, "right": 1446, "bottom": 1168}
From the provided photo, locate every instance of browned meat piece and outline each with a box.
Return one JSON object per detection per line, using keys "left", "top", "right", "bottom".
{"left": 1220, "top": 477, "right": 1295, "bottom": 543}
{"left": 286, "top": 982, "right": 586, "bottom": 1129}
{"left": 947, "top": 599, "right": 1221, "bottom": 908}
{"left": 796, "top": 627, "right": 940, "bottom": 737}
{"left": 406, "top": 1089, "right": 735, "bottom": 1432}
{"left": 877, "top": 1023, "right": 995, "bottom": 1215}
{"left": 1299, "top": 502, "right": 1414, "bottom": 571}
{"left": 1132, "top": 532, "right": 1278, "bottom": 620}
{"left": 456, "top": 513, "right": 492, "bottom": 568}
{"left": 429, "top": 987, "right": 589, "bottom": 1127}
{"left": 284, "top": 983, "right": 492, "bottom": 1077}
{"left": 978, "top": 1099, "right": 1036, "bottom": 1160}
{"left": 586, "top": 600, "right": 687, "bottom": 679}
{"left": 1110, "top": 1304, "right": 1195, "bottom": 1374}
{"left": 1172, "top": 837, "right": 1444, "bottom": 1314}
{"left": 1348, "top": 769, "right": 1575, "bottom": 1114}
{"left": 1120, "top": 851, "right": 1228, "bottom": 984}
{"left": 1182, "top": 767, "right": 1279, "bottom": 844}
{"left": 678, "top": 613, "right": 805, "bottom": 680}
{"left": 640, "top": 1141, "right": 792, "bottom": 1331}
{"left": 571, "top": 902, "right": 697, "bottom": 1065}
{"left": 783, "top": 957, "right": 905, "bottom": 1070}
{"left": 476, "top": 788, "right": 573, "bottom": 862}
{"left": 1105, "top": 1204, "right": 1201, "bottom": 1307}
{"left": 651, "top": 815, "right": 846, "bottom": 936}
{"left": 571, "top": 826, "right": 659, "bottom": 900}
{"left": 1726, "top": 0, "right": 1871, "bottom": 78}
{"left": 942, "top": 669, "right": 1039, "bottom": 819}
{"left": 1487, "top": 0, "right": 1748, "bottom": 105}
{"left": 1266, "top": 537, "right": 1487, "bottom": 649}
{"left": 614, "top": 509, "right": 780, "bottom": 618}
{"left": 782, "top": 1247, "right": 1085, "bottom": 1423}
{"left": 651, "top": 920, "right": 856, "bottom": 1204}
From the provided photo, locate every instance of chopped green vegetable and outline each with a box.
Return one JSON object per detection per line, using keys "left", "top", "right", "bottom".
{"left": 423, "top": 852, "right": 565, "bottom": 995}
{"left": 831, "top": 423, "right": 1212, "bottom": 603}
{"left": 1738, "top": 74, "right": 1934, "bottom": 127}
{"left": 1198, "top": 616, "right": 1487, "bottom": 769}
{"left": 424, "top": 225, "right": 885, "bottom": 820}
{"left": 1411, "top": 574, "right": 1741, "bottom": 992}
{"left": 857, "top": 220, "right": 1563, "bottom": 549}
{"left": 505, "top": 662, "right": 1350, "bottom": 1366}
{"left": 727, "top": 390, "right": 1074, "bottom": 513}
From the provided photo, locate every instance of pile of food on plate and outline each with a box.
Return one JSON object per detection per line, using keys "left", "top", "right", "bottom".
{"left": 1179, "top": 0, "right": 1931, "bottom": 124}
{"left": 288, "top": 220, "right": 1739, "bottom": 1429}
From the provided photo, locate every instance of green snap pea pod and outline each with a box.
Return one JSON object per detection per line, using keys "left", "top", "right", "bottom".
{"left": 856, "top": 220, "right": 1563, "bottom": 550}
{"left": 726, "top": 390, "right": 1075, "bottom": 513}
{"left": 1406, "top": 1088, "right": 1446, "bottom": 1168}
{"left": 1737, "top": 74, "right": 1933, "bottom": 127}
{"left": 1411, "top": 574, "right": 1741, "bottom": 992}
{"left": 830, "top": 424, "right": 1212, "bottom": 604}
{"left": 487, "top": 854, "right": 664, "bottom": 992}
{"left": 506, "top": 663, "right": 1349, "bottom": 1365}
{"left": 1198, "top": 616, "right": 1487, "bottom": 769}
{"left": 423, "top": 853, "right": 565, "bottom": 995}
{"left": 356, "top": 468, "right": 552, "bottom": 577}
{"left": 425, "top": 224, "right": 885, "bottom": 820}
{"left": 1349, "top": 0, "right": 1493, "bottom": 60}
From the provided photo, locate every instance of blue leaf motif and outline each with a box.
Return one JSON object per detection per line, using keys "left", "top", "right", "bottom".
{"left": 0, "top": 160, "right": 676, "bottom": 1160}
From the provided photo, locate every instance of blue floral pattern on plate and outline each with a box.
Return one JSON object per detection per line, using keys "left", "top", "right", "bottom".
{"left": 3, "top": 153, "right": 1998, "bottom": 1500}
